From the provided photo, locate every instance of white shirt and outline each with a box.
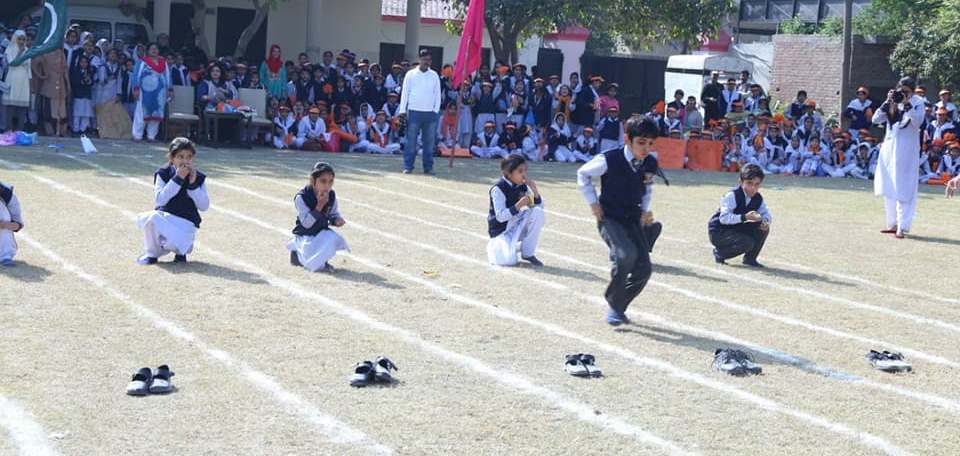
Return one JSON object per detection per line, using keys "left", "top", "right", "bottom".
{"left": 398, "top": 66, "right": 442, "bottom": 115}
{"left": 576, "top": 146, "right": 652, "bottom": 210}
{"left": 489, "top": 179, "right": 541, "bottom": 223}
{"left": 717, "top": 190, "right": 771, "bottom": 225}
{"left": 154, "top": 171, "right": 210, "bottom": 212}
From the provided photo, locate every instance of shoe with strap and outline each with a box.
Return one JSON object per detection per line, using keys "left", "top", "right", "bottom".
{"left": 373, "top": 356, "right": 398, "bottom": 383}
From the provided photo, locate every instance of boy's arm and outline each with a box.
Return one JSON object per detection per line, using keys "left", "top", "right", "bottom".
{"left": 757, "top": 200, "right": 772, "bottom": 224}
{"left": 717, "top": 192, "right": 744, "bottom": 225}
{"left": 576, "top": 154, "right": 608, "bottom": 205}
{"left": 6, "top": 193, "right": 23, "bottom": 231}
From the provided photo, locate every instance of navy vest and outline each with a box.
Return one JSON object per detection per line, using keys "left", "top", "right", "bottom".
{"left": 0, "top": 183, "right": 12, "bottom": 206}
{"left": 598, "top": 148, "right": 647, "bottom": 221}
{"left": 708, "top": 187, "right": 763, "bottom": 234}
{"left": 487, "top": 178, "right": 529, "bottom": 238}
{"left": 155, "top": 166, "right": 205, "bottom": 228}
{"left": 292, "top": 186, "right": 336, "bottom": 236}
{"left": 598, "top": 118, "right": 620, "bottom": 140}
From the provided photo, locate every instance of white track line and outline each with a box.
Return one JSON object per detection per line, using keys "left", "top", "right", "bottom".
{"left": 48, "top": 156, "right": 689, "bottom": 454}
{"left": 102, "top": 156, "right": 918, "bottom": 453}
{"left": 244, "top": 174, "right": 960, "bottom": 417}
{"left": 329, "top": 160, "right": 958, "bottom": 304}
{"left": 258, "top": 162, "right": 960, "bottom": 369}
{"left": 0, "top": 395, "right": 59, "bottom": 456}
{"left": 0, "top": 159, "right": 392, "bottom": 455}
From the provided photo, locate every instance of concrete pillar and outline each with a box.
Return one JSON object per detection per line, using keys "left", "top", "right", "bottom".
{"left": 153, "top": 0, "right": 171, "bottom": 37}
{"left": 306, "top": 0, "right": 325, "bottom": 62}
{"left": 403, "top": 0, "right": 420, "bottom": 62}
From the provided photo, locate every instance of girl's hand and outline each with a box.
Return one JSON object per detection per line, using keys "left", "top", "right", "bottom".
{"left": 176, "top": 164, "right": 190, "bottom": 179}
{"left": 315, "top": 191, "right": 329, "bottom": 209}
{"left": 333, "top": 217, "right": 346, "bottom": 227}
{"left": 189, "top": 167, "right": 198, "bottom": 185}
{"left": 526, "top": 179, "right": 539, "bottom": 196}
{"left": 514, "top": 196, "right": 531, "bottom": 211}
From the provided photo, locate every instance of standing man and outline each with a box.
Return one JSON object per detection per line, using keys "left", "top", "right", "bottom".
{"left": 576, "top": 116, "right": 659, "bottom": 326}
{"left": 398, "top": 49, "right": 442, "bottom": 175}
{"left": 873, "top": 77, "right": 924, "bottom": 239}
{"left": 702, "top": 71, "right": 724, "bottom": 123}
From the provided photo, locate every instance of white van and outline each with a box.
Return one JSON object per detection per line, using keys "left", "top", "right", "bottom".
{"left": 34, "top": 6, "right": 150, "bottom": 44}
{"left": 664, "top": 54, "right": 754, "bottom": 105}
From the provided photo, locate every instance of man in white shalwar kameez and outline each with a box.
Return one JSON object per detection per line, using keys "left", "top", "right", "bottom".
{"left": 873, "top": 77, "right": 924, "bottom": 238}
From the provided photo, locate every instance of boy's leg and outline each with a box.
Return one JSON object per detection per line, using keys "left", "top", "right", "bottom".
{"left": 621, "top": 221, "right": 652, "bottom": 311}
{"left": 742, "top": 228, "right": 769, "bottom": 264}
{"left": 598, "top": 217, "right": 640, "bottom": 317}
{"left": 709, "top": 229, "right": 756, "bottom": 260}
{"left": 519, "top": 206, "right": 545, "bottom": 258}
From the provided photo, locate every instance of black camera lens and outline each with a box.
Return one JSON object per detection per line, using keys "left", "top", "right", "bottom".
{"left": 892, "top": 91, "right": 905, "bottom": 103}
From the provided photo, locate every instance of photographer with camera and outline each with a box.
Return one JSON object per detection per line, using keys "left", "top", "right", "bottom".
{"left": 872, "top": 77, "right": 925, "bottom": 239}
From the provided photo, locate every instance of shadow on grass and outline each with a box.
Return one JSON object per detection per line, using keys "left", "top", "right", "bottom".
{"left": 905, "top": 234, "right": 960, "bottom": 247}
{"left": 332, "top": 268, "right": 403, "bottom": 290}
{"left": 655, "top": 263, "right": 727, "bottom": 283}
{"left": 0, "top": 261, "right": 53, "bottom": 282}
{"left": 727, "top": 264, "right": 853, "bottom": 287}
{"left": 156, "top": 261, "right": 268, "bottom": 285}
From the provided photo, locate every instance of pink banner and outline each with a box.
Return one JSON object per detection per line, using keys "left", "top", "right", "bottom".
{"left": 452, "top": 0, "right": 485, "bottom": 87}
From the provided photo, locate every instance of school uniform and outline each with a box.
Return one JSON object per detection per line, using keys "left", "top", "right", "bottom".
{"left": 500, "top": 128, "right": 537, "bottom": 160}
{"left": 530, "top": 91, "right": 553, "bottom": 131}
{"left": 121, "top": 68, "right": 136, "bottom": 119}
{"left": 596, "top": 117, "right": 624, "bottom": 152}
{"left": 137, "top": 166, "right": 210, "bottom": 260}
{"left": 272, "top": 113, "right": 297, "bottom": 149}
{"left": 295, "top": 116, "right": 330, "bottom": 149}
{"left": 799, "top": 146, "right": 822, "bottom": 176}
{"left": 851, "top": 146, "right": 878, "bottom": 180}
{"left": 70, "top": 66, "right": 95, "bottom": 133}
{"left": 287, "top": 186, "right": 349, "bottom": 272}
{"left": 367, "top": 121, "right": 402, "bottom": 154}
{"left": 572, "top": 86, "right": 598, "bottom": 132}
{"left": 781, "top": 144, "right": 805, "bottom": 174}
{"left": 939, "top": 154, "right": 960, "bottom": 177}
{"left": 486, "top": 177, "right": 544, "bottom": 266}
{"left": 0, "top": 183, "right": 23, "bottom": 263}
{"left": 658, "top": 117, "right": 682, "bottom": 137}
{"left": 577, "top": 147, "right": 656, "bottom": 324}
{"left": 573, "top": 134, "right": 598, "bottom": 162}
{"left": 844, "top": 98, "right": 873, "bottom": 138}
{"left": 926, "top": 119, "right": 956, "bottom": 142}
{"left": 936, "top": 101, "right": 957, "bottom": 121}
{"left": 721, "top": 89, "right": 741, "bottom": 116}
{"left": 473, "top": 92, "right": 499, "bottom": 134}
{"left": 349, "top": 114, "right": 372, "bottom": 152}
{"left": 382, "top": 101, "right": 401, "bottom": 119}
{"left": 471, "top": 130, "right": 505, "bottom": 159}
{"left": 170, "top": 64, "right": 191, "bottom": 86}
{"left": 547, "top": 120, "right": 575, "bottom": 162}
{"left": 822, "top": 147, "right": 858, "bottom": 178}
{"left": 708, "top": 187, "right": 771, "bottom": 264}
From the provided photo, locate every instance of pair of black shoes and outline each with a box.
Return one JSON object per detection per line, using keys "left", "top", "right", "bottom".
{"left": 712, "top": 249, "right": 763, "bottom": 268}
{"left": 126, "top": 365, "right": 176, "bottom": 395}
{"left": 138, "top": 254, "right": 187, "bottom": 265}
{"left": 350, "top": 357, "right": 398, "bottom": 387}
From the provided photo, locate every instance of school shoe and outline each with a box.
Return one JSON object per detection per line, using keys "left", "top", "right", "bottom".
{"left": 742, "top": 259, "right": 765, "bottom": 268}
{"left": 0, "top": 259, "right": 14, "bottom": 267}
{"left": 712, "top": 249, "right": 726, "bottom": 265}
{"left": 880, "top": 226, "right": 898, "bottom": 234}
{"left": 605, "top": 308, "right": 627, "bottom": 326}
{"left": 290, "top": 251, "right": 302, "bottom": 267}
{"left": 137, "top": 255, "right": 158, "bottom": 265}
{"left": 564, "top": 354, "right": 603, "bottom": 377}
{"left": 173, "top": 254, "right": 187, "bottom": 263}
{"left": 521, "top": 255, "right": 544, "bottom": 267}
{"left": 373, "top": 356, "right": 398, "bottom": 384}
{"left": 322, "top": 263, "right": 336, "bottom": 273}
{"left": 402, "top": 169, "right": 413, "bottom": 174}
{"left": 350, "top": 361, "right": 376, "bottom": 387}
{"left": 712, "top": 349, "right": 762, "bottom": 376}
{"left": 895, "top": 230, "right": 908, "bottom": 239}
{"left": 149, "top": 365, "right": 176, "bottom": 394}
{"left": 423, "top": 169, "right": 436, "bottom": 176}
{"left": 867, "top": 350, "right": 912, "bottom": 373}
{"left": 126, "top": 367, "right": 153, "bottom": 396}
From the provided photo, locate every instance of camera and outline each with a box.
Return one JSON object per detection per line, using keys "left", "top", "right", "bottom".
{"left": 891, "top": 90, "right": 905, "bottom": 104}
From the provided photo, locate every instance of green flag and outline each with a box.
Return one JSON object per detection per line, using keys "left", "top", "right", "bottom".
{"left": 11, "top": 0, "right": 68, "bottom": 66}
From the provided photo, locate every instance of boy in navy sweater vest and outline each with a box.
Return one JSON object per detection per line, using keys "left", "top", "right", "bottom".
{"left": 707, "top": 164, "right": 772, "bottom": 267}
{"left": 136, "top": 138, "right": 210, "bottom": 265}
{"left": 577, "top": 116, "right": 659, "bottom": 326}
{"left": 487, "top": 155, "right": 544, "bottom": 266}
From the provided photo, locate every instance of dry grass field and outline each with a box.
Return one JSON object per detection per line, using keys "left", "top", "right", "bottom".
{"left": 2, "top": 137, "right": 960, "bottom": 455}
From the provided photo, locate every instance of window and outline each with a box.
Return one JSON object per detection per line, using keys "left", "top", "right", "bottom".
{"left": 820, "top": 0, "right": 845, "bottom": 19}
{"left": 75, "top": 20, "right": 112, "bottom": 42}
{"left": 796, "top": 0, "right": 820, "bottom": 20}
{"left": 116, "top": 23, "right": 148, "bottom": 46}
{"left": 740, "top": 0, "right": 767, "bottom": 21}
{"left": 769, "top": 0, "right": 795, "bottom": 21}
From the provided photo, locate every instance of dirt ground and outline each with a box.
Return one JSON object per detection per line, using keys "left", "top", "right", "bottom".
{"left": 2, "top": 138, "right": 959, "bottom": 455}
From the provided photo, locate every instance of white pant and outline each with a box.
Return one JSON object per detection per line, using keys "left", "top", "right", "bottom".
{"left": 885, "top": 197, "right": 917, "bottom": 232}
{"left": 349, "top": 139, "right": 372, "bottom": 153}
{"left": 553, "top": 146, "right": 576, "bottom": 163}
{"left": 132, "top": 103, "right": 160, "bottom": 140}
{"left": 294, "top": 133, "right": 331, "bottom": 149}
{"left": 367, "top": 143, "right": 401, "bottom": 154}
{"left": 72, "top": 116, "right": 91, "bottom": 133}
{"left": 822, "top": 163, "right": 857, "bottom": 178}
{"left": 800, "top": 158, "right": 820, "bottom": 176}
{"left": 919, "top": 171, "right": 940, "bottom": 183}
{"left": 287, "top": 230, "right": 349, "bottom": 272}
{"left": 137, "top": 211, "right": 197, "bottom": 258}
{"left": 0, "top": 202, "right": 16, "bottom": 261}
{"left": 471, "top": 145, "right": 505, "bottom": 159}
{"left": 486, "top": 206, "right": 545, "bottom": 266}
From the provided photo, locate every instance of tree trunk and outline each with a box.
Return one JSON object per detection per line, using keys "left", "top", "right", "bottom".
{"left": 190, "top": 0, "right": 210, "bottom": 57}
{"left": 234, "top": 0, "right": 269, "bottom": 59}
{"left": 485, "top": 17, "right": 507, "bottom": 64}
{"left": 504, "top": 33, "right": 519, "bottom": 66}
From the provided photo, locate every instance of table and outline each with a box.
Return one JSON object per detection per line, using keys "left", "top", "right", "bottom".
{"left": 202, "top": 111, "right": 251, "bottom": 148}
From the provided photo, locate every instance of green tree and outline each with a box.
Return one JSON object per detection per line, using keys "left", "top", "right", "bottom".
{"left": 446, "top": 0, "right": 735, "bottom": 64}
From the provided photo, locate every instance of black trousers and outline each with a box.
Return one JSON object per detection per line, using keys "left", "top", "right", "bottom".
{"left": 598, "top": 217, "right": 652, "bottom": 314}
{"left": 709, "top": 228, "right": 768, "bottom": 263}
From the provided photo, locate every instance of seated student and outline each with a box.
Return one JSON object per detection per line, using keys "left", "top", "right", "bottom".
{"left": 799, "top": 138, "right": 823, "bottom": 177}
{"left": 382, "top": 90, "right": 401, "bottom": 119}
{"left": 596, "top": 106, "right": 625, "bottom": 152}
{"left": 0, "top": 181, "right": 24, "bottom": 267}
{"left": 659, "top": 106, "right": 683, "bottom": 136}
{"left": 288, "top": 162, "right": 348, "bottom": 273}
{"left": 295, "top": 106, "right": 330, "bottom": 151}
{"left": 822, "top": 138, "right": 858, "bottom": 178}
{"left": 937, "top": 142, "right": 960, "bottom": 180}
{"left": 367, "top": 110, "right": 402, "bottom": 154}
{"left": 708, "top": 164, "right": 771, "bottom": 267}
{"left": 547, "top": 112, "right": 576, "bottom": 162}
{"left": 499, "top": 121, "right": 537, "bottom": 160}
{"left": 573, "top": 126, "right": 598, "bottom": 163}
{"left": 486, "top": 155, "right": 544, "bottom": 267}
{"left": 919, "top": 139, "right": 944, "bottom": 183}
{"left": 781, "top": 134, "right": 805, "bottom": 175}
{"left": 471, "top": 120, "right": 505, "bottom": 159}
{"left": 851, "top": 142, "right": 877, "bottom": 180}
{"left": 272, "top": 104, "right": 298, "bottom": 149}
{"left": 137, "top": 138, "right": 210, "bottom": 265}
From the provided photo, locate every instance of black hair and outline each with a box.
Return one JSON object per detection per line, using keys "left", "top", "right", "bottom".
{"left": 674, "top": 89, "right": 685, "bottom": 97}
{"left": 418, "top": 48, "right": 431, "bottom": 58}
{"left": 797, "top": 90, "right": 807, "bottom": 97}
{"left": 726, "top": 78, "right": 736, "bottom": 83}
{"left": 898, "top": 76, "right": 916, "bottom": 91}
{"left": 500, "top": 154, "right": 527, "bottom": 175}
{"left": 167, "top": 137, "right": 196, "bottom": 159}
{"left": 739, "top": 164, "right": 765, "bottom": 182}
{"left": 626, "top": 116, "right": 659, "bottom": 141}
{"left": 298, "top": 52, "right": 308, "bottom": 59}
{"left": 310, "top": 161, "right": 335, "bottom": 179}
